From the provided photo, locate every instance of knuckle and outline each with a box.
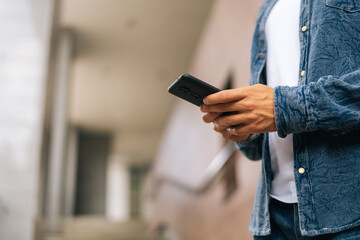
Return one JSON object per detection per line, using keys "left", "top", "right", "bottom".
{"left": 241, "top": 87, "right": 249, "bottom": 96}
{"left": 253, "top": 84, "right": 263, "bottom": 90}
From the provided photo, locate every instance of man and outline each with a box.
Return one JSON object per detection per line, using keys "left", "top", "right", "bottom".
{"left": 200, "top": 0, "right": 360, "bottom": 239}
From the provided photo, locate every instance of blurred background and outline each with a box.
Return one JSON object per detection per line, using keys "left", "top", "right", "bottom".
{"left": 0, "top": 0, "right": 263, "bottom": 239}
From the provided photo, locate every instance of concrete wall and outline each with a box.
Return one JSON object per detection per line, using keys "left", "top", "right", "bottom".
{"left": 0, "top": 0, "right": 55, "bottom": 239}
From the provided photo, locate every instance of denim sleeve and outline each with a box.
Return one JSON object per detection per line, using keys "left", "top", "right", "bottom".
{"left": 275, "top": 69, "right": 360, "bottom": 138}
{"left": 234, "top": 133, "right": 264, "bottom": 161}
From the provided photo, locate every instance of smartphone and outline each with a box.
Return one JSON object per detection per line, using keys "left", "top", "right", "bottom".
{"left": 168, "top": 74, "right": 220, "bottom": 107}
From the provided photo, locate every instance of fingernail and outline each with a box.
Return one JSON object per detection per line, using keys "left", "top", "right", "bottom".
{"left": 203, "top": 97, "right": 208, "bottom": 104}
{"left": 200, "top": 104, "right": 207, "bottom": 111}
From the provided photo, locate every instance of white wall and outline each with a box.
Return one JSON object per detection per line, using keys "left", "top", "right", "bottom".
{"left": 0, "top": 0, "right": 54, "bottom": 239}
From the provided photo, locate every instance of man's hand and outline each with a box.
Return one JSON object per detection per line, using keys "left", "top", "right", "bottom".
{"left": 200, "top": 84, "right": 276, "bottom": 140}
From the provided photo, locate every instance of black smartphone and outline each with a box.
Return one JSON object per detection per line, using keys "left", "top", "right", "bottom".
{"left": 167, "top": 74, "right": 220, "bottom": 106}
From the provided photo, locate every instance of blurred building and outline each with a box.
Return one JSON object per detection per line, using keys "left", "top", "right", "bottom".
{"left": 0, "top": 0, "right": 262, "bottom": 239}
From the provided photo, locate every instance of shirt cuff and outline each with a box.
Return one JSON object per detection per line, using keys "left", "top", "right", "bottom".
{"left": 274, "top": 85, "right": 310, "bottom": 138}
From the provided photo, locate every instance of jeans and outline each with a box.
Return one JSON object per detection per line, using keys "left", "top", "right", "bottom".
{"left": 254, "top": 198, "right": 360, "bottom": 240}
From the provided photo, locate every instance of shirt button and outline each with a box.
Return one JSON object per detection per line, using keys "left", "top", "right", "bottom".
{"left": 301, "top": 70, "right": 306, "bottom": 77}
{"left": 259, "top": 52, "right": 265, "bottom": 58}
{"left": 298, "top": 167, "right": 305, "bottom": 174}
{"left": 302, "top": 25, "right": 308, "bottom": 32}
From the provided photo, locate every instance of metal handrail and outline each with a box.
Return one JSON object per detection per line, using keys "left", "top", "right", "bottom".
{"left": 153, "top": 142, "right": 237, "bottom": 195}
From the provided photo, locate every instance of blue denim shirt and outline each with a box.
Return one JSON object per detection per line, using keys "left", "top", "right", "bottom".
{"left": 236, "top": 0, "right": 360, "bottom": 236}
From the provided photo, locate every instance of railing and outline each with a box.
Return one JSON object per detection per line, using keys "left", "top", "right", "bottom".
{"left": 153, "top": 142, "right": 237, "bottom": 195}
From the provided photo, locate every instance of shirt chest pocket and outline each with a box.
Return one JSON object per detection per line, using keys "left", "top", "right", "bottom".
{"left": 326, "top": 0, "right": 360, "bottom": 12}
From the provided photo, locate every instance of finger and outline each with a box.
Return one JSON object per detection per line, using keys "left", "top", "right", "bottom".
{"left": 217, "top": 129, "right": 249, "bottom": 142}
{"left": 227, "top": 117, "right": 276, "bottom": 135}
{"left": 214, "top": 113, "right": 257, "bottom": 127}
{"left": 213, "top": 123, "right": 228, "bottom": 132}
{"left": 218, "top": 128, "right": 234, "bottom": 139}
{"left": 200, "top": 101, "right": 247, "bottom": 113}
{"left": 203, "top": 88, "right": 247, "bottom": 105}
{"left": 227, "top": 123, "right": 259, "bottom": 136}
{"left": 228, "top": 134, "right": 250, "bottom": 142}
{"left": 202, "top": 112, "right": 222, "bottom": 123}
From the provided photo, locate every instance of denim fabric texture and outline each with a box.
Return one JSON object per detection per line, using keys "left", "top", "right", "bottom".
{"left": 236, "top": 0, "right": 360, "bottom": 237}
{"left": 254, "top": 198, "right": 360, "bottom": 240}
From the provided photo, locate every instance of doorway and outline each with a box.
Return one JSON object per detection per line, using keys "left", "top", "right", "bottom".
{"left": 74, "top": 130, "right": 111, "bottom": 215}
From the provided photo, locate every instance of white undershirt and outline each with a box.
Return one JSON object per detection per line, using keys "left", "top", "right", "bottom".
{"left": 265, "top": 0, "right": 301, "bottom": 203}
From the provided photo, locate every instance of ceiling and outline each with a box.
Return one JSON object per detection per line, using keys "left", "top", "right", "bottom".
{"left": 60, "top": 0, "right": 214, "bottom": 160}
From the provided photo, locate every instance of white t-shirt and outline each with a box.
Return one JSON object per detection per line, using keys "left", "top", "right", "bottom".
{"left": 265, "top": 0, "right": 301, "bottom": 203}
